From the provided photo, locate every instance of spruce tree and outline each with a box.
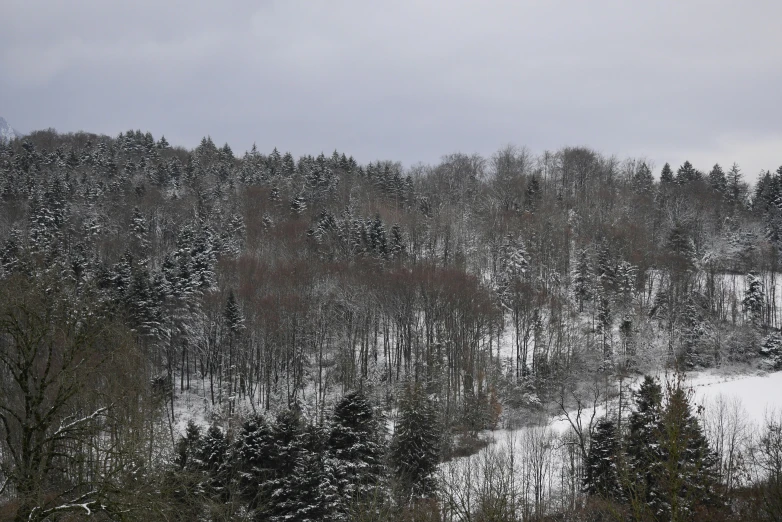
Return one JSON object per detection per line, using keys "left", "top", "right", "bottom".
{"left": 660, "top": 163, "right": 675, "bottom": 184}
{"left": 584, "top": 417, "right": 622, "bottom": 500}
{"left": 176, "top": 420, "right": 203, "bottom": 471}
{"left": 708, "top": 163, "right": 727, "bottom": 195}
{"left": 389, "top": 223, "right": 405, "bottom": 261}
{"left": 328, "top": 391, "right": 385, "bottom": 501}
{"left": 657, "top": 381, "right": 723, "bottom": 520}
{"left": 666, "top": 222, "right": 697, "bottom": 274}
{"left": 625, "top": 376, "right": 665, "bottom": 515}
{"left": 743, "top": 272, "right": 765, "bottom": 326}
{"left": 200, "top": 426, "right": 227, "bottom": 471}
{"left": 727, "top": 163, "right": 745, "bottom": 205}
{"left": 233, "top": 413, "right": 275, "bottom": 508}
{"left": 224, "top": 289, "right": 244, "bottom": 333}
{"left": 676, "top": 161, "right": 700, "bottom": 184}
{"left": 270, "top": 446, "right": 341, "bottom": 522}
{"left": 390, "top": 383, "right": 440, "bottom": 501}
{"left": 633, "top": 162, "right": 654, "bottom": 193}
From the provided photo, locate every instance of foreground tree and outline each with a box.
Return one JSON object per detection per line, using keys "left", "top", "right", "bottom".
{"left": 584, "top": 417, "right": 622, "bottom": 501}
{"left": 657, "top": 379, "right": 722, "bottom": 520}
{"left": 0, "top": 274, "right": 149, "bottom": 521}
{"left": 625, "top": 375, "right": 723, "bottom": 521}
{"left": 329, "top": 390, "right": 386, "bottom": 503}
{"left": 391, "top": 383, "right": 441, "bottom": 502}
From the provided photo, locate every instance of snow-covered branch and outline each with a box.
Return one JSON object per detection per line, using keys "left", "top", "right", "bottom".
{"left": 48, "top": 406, "right": 110, "bottom": 442}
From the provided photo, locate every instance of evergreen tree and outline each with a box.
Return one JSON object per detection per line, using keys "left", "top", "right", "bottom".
{"left": 281, "top": 151, "right": 296, "bottom": 178}
{"left": 224, "top": 289, "right": 245, "bottom": 333}
{"left": 657, "top": 380, "right": 723, "bottom": 520}
{"left": 389, "top": 223, "right": 405, "bottom": 261}
{"left": 270, "top": 446, "right": 341, "bottom": 522}
{"left": 760, "top": 332, "right": 782, "bottom": 370}
{"left": 754, "top": 170, "right": 775, "bottom": 211}
{"left": 743, "top": 272, "right": 765, "bottom": 326}
{"left": 676, "top": 161, "right": 700, "bottom": 184}
{"left": 584, "top": 417, "right": 622, "bottom": 500}
{"left": 660, "top": 163, "right": 675, "bottom": 184}
{"left": 369, "top": 215, "right": 387, "bottom": 259}
{"left": 597, "top": 295, "right": 612, "bottom": 358}
{"left": 726, "top": 162, "right": 745, "bottom": 206}
{"left": 625, "top": 376, "right": 665, "bottom": 515}
{"left": 233, "top": 414, "right": 278, "bottom": 511}
{"left": 291, "top": 194, "right": 307, "bottom": 215}
{"left": 328, "top": 391, "right": 385, "bottom": 502}
{"left": 626, "top": 376, "right": 723, "bottom": 519}
{"left": 0, "top": 227, "right": 22, "bottom": 275}
{"left": 130, "top": 206, "right": 149, "bottom": 256}
{"left": 176, "top": 420, "right": 203, "bottom": 471}
{"left": 707, "top": 163, "right": 727, "bottom": 195}
{"left": 268, "top": 408, "right": 304, "bottom": 478}
{"left": 633, "top": 162, "right": 654, "bottom": 193}
{"left": 498, "top": 233, "right": 530, "bottom": 306}
{"left": 390, "top": 383, "right": 440, "bottom": 501}
{"left": 666, "top": 222, "right": 697, "bottom": 275}
{"left": 198, "top": 424, "right": 229, "bottom": 478}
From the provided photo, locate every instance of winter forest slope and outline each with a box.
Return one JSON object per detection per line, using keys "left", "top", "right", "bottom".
{"left": 1, "top": 129, "right": 782, "bottom": 520}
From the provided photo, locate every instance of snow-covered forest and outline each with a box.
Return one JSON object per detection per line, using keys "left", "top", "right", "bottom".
{"left": 2, "top": 129, "right": 782, "bottom": 520}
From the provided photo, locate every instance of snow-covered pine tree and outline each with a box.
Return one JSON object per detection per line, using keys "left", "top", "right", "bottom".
{"left": 390, "top": 383, "right": 440, "bottom": 501}
{"left": 369, "top": 215, "right": 388, "bottom": 259}
{"left": 708, "top": 163, "right": 727, "bottom": 196}
{"left": 727, "top": 163, "right": 746, "bottom": 206}
{"left": 743, "top": 272, "right": 765, "bottom": 326}
{"left": 130, "top": 206, "right": 149, "bottom": 258}
{"left": 328, "top": 391, "right": 386, "bottom": 501}
{"left": 197, "top": 424, "right": 231, "bottom": 499}
{"left": 291, "top": 194, "right": 307, "bottom": 215}
{"left": 281, "top": 151, "right": 296, "bottom": 178}
{"left": 633, "top": 162, "right": 654, "bottom": 194}
{"left": 583, "top": 417, "right": 622, "bottom": 500}
{"left": 389, "top": 223, "right": 405, "bottom": 261}
{"left": 176, "top": 420, "right": 203, "bottom": 471}
{"left": 657, "top": 380, "right": 723, "bottom": 519}
{"left": 224, "top": 289, "right": 244, "bottom": 333}
{"left": 760, "top": 332, "right": 782, "bottom": 370}
{"left": 660, "top": 163, "right": 675, "bottom": 184}
{"left": 625, "top": 376, "right": 665, "bottom": 515}
{"left": 233, "top": 414, "right": 275, "bottom": 509}
{"left": 676, "top": 160, "right": 701, "bottom": 184}
{"left": 269, "top": 445, "right": 342, "bottom": 522}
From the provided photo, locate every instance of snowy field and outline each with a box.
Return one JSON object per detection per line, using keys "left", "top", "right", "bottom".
{"left": 439, "top": 369, "right": 782, "bottom": 517}
{"left": 464, "top": 369, "right": 782, "bottom": 460}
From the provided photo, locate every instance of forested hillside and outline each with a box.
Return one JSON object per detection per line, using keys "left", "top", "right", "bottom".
{"left": 1, "top": 128, "right": 782, "bottom": 520}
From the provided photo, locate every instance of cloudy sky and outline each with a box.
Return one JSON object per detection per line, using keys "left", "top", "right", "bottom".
{"left": 1, "top": 0, "right": 780, "bottom": 180}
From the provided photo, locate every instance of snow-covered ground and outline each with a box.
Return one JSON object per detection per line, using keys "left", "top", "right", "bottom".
{"left": 688, "top": 369, "right": 782, "bottom": 425}
{"left": 474, "top": 369, "right": 782, "bottom": 457}
{"left": 440, "top": 369, "right": 782, "bottom": 517}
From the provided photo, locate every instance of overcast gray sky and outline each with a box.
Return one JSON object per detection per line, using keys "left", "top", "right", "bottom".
{"left": 1, "top": 0, "right": 780, "bottom": 180}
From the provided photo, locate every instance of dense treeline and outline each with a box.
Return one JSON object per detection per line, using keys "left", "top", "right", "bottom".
{"left": 1, "top": 129, "right": 782, "bottom": 519}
